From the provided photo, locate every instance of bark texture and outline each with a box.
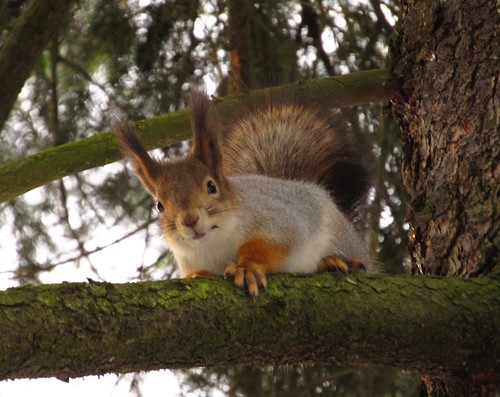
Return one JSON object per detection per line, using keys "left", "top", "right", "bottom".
{"left": 0, "top": 274, "right": 498, "bottom": 383}
{"left": 0, "top": 0, "right": 79, "bottom": 132}
{"left": 390, "top": 0, "right": 499, "bottom": 395}
{"left": 0, "top": 69, "right": 397, "bottom": 203}
{"left": 391, "top": 0, "right": 499, "bottom": 277}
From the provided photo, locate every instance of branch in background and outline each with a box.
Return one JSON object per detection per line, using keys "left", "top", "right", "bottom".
{"left": 58, "top": 55, "right": 117, "bottom": 110}
{"left": 49, "top": 218, "right": 155, "bottom": 268}
{"left": 0, "top": 69, "right": 399, "bottom": 203}
{"left": 0, "top": 0, "right": 80, "bottom": 132}
{"left": 0, "top": 274, "right": 498, "bottom": 384}
{"left": 297, "top": 0, "right": 334, "bottom": 76}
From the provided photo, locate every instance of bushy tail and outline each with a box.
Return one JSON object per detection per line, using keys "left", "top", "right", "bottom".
{"left": 219, "top": 92, "right": 373, "bottom": 227}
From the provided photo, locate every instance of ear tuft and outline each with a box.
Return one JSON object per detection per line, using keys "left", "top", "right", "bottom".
{"left": 190, "top": 91, "right": 223, "bottom": 178}
{"left": 114, "top": 120, "right": 159, "bottom": 195}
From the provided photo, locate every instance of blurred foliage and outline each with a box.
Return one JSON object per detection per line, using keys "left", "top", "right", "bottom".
{"left": 179, "top": 365, "right": 420, "bottom": 397}
{"left": 0, "top": 0, "right": 25, "bottom": 36}
{"left": 0, "top": 0, "right": 416, "bottom": 395}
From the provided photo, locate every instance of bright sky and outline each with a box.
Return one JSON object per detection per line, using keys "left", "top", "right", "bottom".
{"left": 0, "top": 371, "right": 181, "bottom": 397}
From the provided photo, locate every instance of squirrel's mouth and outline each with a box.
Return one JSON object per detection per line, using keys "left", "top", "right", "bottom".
{"left": 190, "top": 225, "right": 218, "bottom": 240}
{"left": 191, "top": 231, "right": 205, "bottom": 240}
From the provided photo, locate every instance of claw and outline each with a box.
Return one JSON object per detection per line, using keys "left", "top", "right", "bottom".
{"left": 224, "top": 261, "right": 237, "bottom": 278}
{"left": 319, "top": 256, "right": 367, "bottom": 273}
{"left": 347, "top": 258, "right": 367, "bottom": 272}
{"left": 245, "top": 270, "right": 259, "bottom": 296}
{"left": 234, "top": 267, "right": 246, "bottom": 289}
{"left": 185, "top": 270, "right": 213, "bottom": 278}
{"left": 224, "top": 262, "right": 268, "bottom": 296}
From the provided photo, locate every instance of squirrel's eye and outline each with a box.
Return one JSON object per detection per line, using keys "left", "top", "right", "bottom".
{"left": 206, "top": 179, "right": 217, "bottom": 194}
{"left": 156, "top": 201, "right": 165, "bottom": 213}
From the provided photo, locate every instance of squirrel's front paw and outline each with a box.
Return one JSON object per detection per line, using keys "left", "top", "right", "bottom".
{"left": 224, "top": 261, "right": 267, "bottom": 297}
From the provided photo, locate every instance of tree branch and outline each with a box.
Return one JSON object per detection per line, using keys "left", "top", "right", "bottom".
{"left": 0, "top": 68, "right": 398, "bottom": 203}
{"left": 0, "top": 273, "right": 498, "bottom": 383}
{"left": 0, "top": 0, "right": 80, "bottom": 132}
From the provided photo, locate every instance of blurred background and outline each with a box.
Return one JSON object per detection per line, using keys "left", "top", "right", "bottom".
{"left": 0, "top": 0, "right": 419, "bottom": 395}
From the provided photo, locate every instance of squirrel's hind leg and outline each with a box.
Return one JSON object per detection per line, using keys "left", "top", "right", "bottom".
{"left": 318, "top": 256, "right": 367, "bottom": 273}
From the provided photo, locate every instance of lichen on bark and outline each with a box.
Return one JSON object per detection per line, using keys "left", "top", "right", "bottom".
{"left": 0, "top": 274, "right": 498, "bottom": 383}
{"left": 390, "top": 0, "right": 499, "bottom": 276}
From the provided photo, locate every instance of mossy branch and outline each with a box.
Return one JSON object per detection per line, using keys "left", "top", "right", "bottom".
{"left": 0, "top": 69, "right": 398, "bottom": 203}
{"left": 0, "top": 273, "right": 498, "bottom": 382}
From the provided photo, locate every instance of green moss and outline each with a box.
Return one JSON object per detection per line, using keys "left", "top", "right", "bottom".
{"left": 86, "top": 282, "right": 109, "bottom": 297}
{"left": 0, "top": 274, "right": 498, "bottom": 380}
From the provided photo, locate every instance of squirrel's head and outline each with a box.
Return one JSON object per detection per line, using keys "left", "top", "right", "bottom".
{"left": 115, "top": 92, "right": 237, "bottom": 247}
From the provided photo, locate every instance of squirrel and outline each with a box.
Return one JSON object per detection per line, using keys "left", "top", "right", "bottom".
{"left": 116, "top": 90, "right": 375, "bottom": 296}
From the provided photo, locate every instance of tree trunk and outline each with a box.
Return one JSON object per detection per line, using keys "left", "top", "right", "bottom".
{"left": 390, "top": 0, "right": 499, "bottom": 395}
{"left": 0, "top": 274, "right": 498, "bottom": 383}
{"left": 390, "top": 0, "right": 499, "bottom": 277}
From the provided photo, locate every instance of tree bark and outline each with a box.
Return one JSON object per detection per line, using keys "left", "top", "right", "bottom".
{"left": 390, "top": 0, "right": 499, "bottom": 277}
{"left": 390, "top": 0, "right": 499, "bottom": 395}
{"left": 0, "top": 274, "right": 498, "bottom": 384}
{"left": 0, "top": 69, "right": 398, "bottom": 203}
{"left": 0, "top": 0, "right": 80, "bottom": 132}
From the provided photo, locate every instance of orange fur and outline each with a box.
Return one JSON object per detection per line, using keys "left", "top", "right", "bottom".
{"left": 318, "top": 256, "right": 366, "bottom": 273}
{"left": 237, "top": 236, "right": 291, "bottom": 272}
{"left": 185, "top": 270, "right": 214, "bottom": 278}
{"left": 346, "top": 258, "right": 367, "bottom": 272}
{"left": 224, "top": 236, "right": 291, "bottom": 296}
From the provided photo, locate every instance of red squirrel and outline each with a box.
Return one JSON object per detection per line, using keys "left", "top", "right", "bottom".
{"left": 116, "top": 91, "right": 374, "bottom": 296}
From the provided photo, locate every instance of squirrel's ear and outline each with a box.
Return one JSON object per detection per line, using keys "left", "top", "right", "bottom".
{"left": 190, "top": 91, "right": 224, "bottom": 178}
{"left": 115, "top": 121, "right": 160, "bottom": 195}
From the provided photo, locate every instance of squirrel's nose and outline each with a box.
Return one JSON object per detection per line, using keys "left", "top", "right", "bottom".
{"left": 182, "top": 213, "right": 199, "bottom": 228}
